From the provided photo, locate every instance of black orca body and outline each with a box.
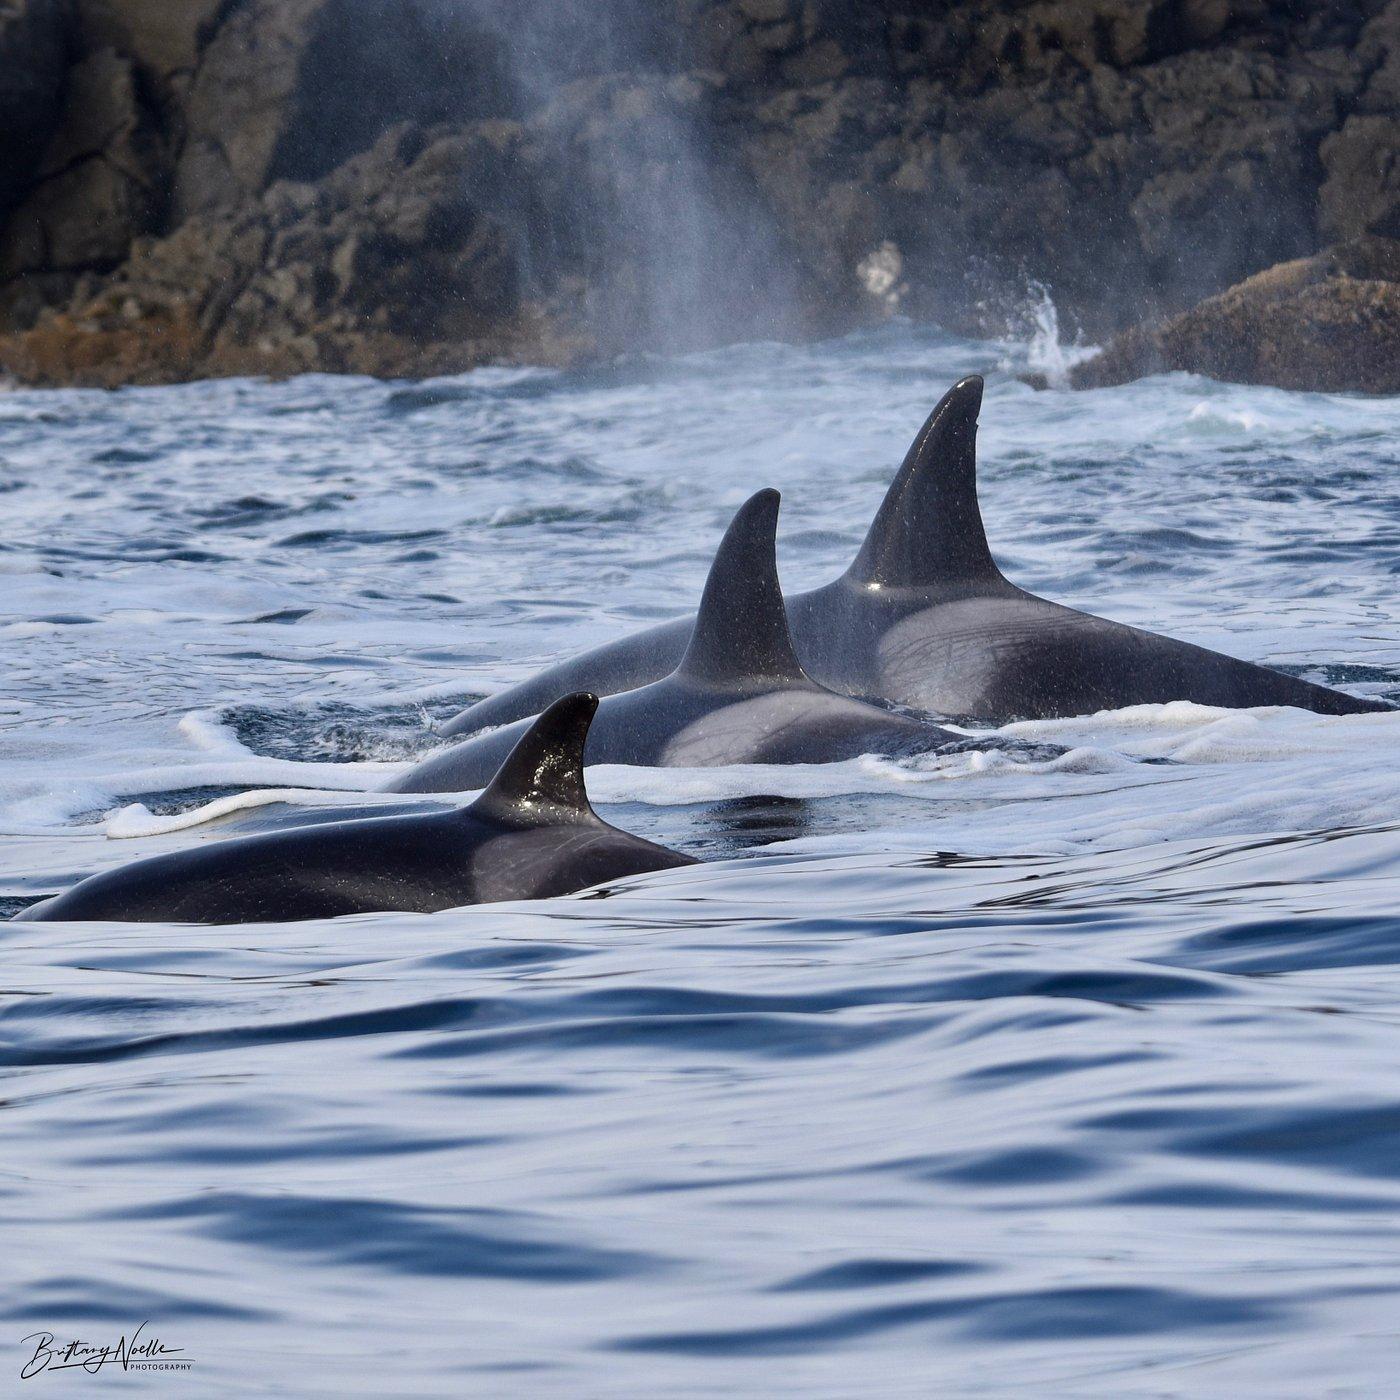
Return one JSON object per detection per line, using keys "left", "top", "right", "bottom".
{"left": 16, "top": 695, "right": 695, "bottom": 924}
{"left": 389, "top": 490, "right": 960, "bottom": 795}
{"left": 439, "top": 377, "right": 1384, "bottom": 735}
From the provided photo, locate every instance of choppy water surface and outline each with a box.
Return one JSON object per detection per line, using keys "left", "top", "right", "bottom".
{"left": 5, "top": 325, "right": 1400, "bottom": 1394}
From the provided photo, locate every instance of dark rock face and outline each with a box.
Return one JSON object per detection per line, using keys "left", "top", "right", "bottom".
{"left": 0, "top": 50, "right": 164, "bottom": 277}
{"left": 72, "top": 0, "right": 226, "bottom": 79}
{"left": 172, "top": 0, "right": 502, "bottom": 220}
{"left": 0, "top": 124, "right": 560, "bottom": 388}
{"left": 1, "top": 0, "right": 1398, "bottom": 386}
{"left": 0, "top": 0, "right": 70, "bottom": 219}
{"left": 1070, "top": 237, "right": 1400, "bottom": 393}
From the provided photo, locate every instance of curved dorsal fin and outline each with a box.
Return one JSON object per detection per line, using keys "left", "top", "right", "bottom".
{"left": 472, "top": 692, "right": 599, "bottom": 824}
{"left": 844, "top": 374, "right": 1002, "bottom": 590}
{"left": 676, "top": 489, "right": 808, "bottom": 686}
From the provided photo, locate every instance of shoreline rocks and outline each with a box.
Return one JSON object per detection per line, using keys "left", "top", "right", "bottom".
{"left": 1, "top": 2, "right": 1398, "bottom": 388}
{"left": 1069, "top": 237, "right": 1400, "bottom": 394}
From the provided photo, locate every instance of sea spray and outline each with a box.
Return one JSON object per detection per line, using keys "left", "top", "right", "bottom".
{"left": 1020, "top": 280, "right": 1096, "bottom": 389}
{"left": 448, "top": 0, "right": 806, "bottom": 353}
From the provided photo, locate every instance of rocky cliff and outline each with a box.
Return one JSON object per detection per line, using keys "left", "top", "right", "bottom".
{"left": 1, "top": 1, "right": 1397, "bottom": 387}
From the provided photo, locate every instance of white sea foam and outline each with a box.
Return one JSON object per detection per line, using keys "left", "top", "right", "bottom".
{"left": 105, "top": 786, "right": 411, "bottom": 838}
{"left": 99, "top": 700, "right": 1400, "bottom": 865}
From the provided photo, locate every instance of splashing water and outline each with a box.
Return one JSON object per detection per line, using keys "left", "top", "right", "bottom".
{"left": 1021, "top": 282, "right": 1096, "bottom": 389}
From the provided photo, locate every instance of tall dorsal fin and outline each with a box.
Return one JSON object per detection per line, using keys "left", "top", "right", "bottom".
{"left": 472, "top": 692, "right": 599, "bottom": 824}
{"left": 844, "top": 374, "right": 1003, "bottom": 590}
{"left": 676, "top": 489, "right": 808, "bottom": 686}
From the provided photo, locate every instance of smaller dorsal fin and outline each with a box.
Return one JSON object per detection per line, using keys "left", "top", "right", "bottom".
{"left": 844, "top": 374, "right": 1003, "bottom": 590}
{"left": 676, "top": 489, "right": 808, "bottom": 686}
{"left": 472, "top": 692, "right": 599, "bottom": 823}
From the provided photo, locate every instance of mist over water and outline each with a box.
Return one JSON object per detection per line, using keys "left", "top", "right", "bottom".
{"left": 452, "top": 0, "right": 810, "bottom": 352}
{"left": 5, "top": 323, "right": 1400, "bottom": 1392}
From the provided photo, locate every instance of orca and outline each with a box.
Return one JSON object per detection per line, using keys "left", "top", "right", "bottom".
{"left": 437, "top": 376, "right": 1386, "bottom": 731}
{"left": 388, "top": 489, "right": 961, "bottom": 794}
{"left": 14, "top": 694, "right": 695, "bottom": 924}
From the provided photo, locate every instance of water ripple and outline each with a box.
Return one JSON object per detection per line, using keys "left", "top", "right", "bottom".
{"left": 4, "top": 326, "right": 1400, "bottom": 1392}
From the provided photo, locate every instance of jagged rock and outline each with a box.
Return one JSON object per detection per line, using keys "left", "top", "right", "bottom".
{"left": 1069, "top": 237, "right": 1400, "bottom": 393}
{"left": 1118, "top": 46, "right": 1338, "bottom": 310}
{"left": 727, "top": 26, "right": 1359, "bottom": 338}
{"left": 72, "top": 0, "right": 227, "bottom": 80}
{"left": 1354, "top": 0, "right": 1400, "bottom": 112}
{"left": 0, "top": 49, "right": 163, "bottom": 279}
{"left": 1320, "top": 116, "right": 1400, "bottom": 241}
{"left": 0, "top": 0, "right": 70, "bottom": 219}
{"left": 173, "top": 0, "right": 504, "bottom": 220}
{"left": 0, "top": 122, "right": 584, "bottom": 388}
{"left": 1, "top": 0, "right": 1398, "bottom": 386}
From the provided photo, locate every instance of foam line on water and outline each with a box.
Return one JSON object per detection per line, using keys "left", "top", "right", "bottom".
{"left": 75, "top": 704, "right": 1400, "bottom": 851}
{"left": 104, "top": 787, "right": 420, "bottom": 838}
{"left": 1003, "top": 701, "right": 1400, "bottom": 762}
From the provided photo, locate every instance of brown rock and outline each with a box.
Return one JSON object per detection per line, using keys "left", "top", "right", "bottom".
{"left": 72, "top": 0, "right": 227, "bottom": 79}
{"left": 173, "top": 0, "right": 500, "bottom": 220}
{"left": 1070, "top": 237, "right": 1400, "bottom": 393}
{"left": 0, "top": 121, "right": 579, "bottom": 388}
{"left": 173, "top": 0, "right": 336, "bottom": 218}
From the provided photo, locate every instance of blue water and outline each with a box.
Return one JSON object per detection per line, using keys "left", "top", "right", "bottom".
{"left": 5, "top": 323, "right": 1400, "bottom": 1394}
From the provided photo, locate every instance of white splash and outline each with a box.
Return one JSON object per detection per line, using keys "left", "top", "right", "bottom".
{"left": 1022, "top": 281, "right": 1095, "bottom": 388}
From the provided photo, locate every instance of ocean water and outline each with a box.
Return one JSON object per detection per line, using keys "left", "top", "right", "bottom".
{"left": 4, "top": 323, "right": 1400, "bottom": 1394}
